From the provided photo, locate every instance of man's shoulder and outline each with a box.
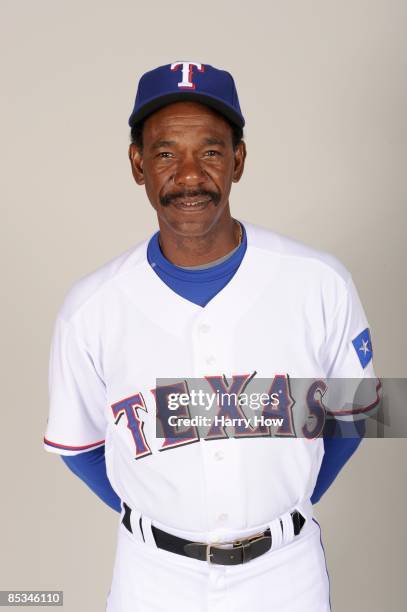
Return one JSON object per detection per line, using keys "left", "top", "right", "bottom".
{"left": 56, "top": 235, "right": 150, "bottom": 323}
{"left": 243, "top": 219, "right": 351, "bottom": 286}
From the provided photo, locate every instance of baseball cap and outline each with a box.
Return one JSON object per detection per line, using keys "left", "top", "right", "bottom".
{"left": 128, "top": 61, "right": 245, "bottom": 129}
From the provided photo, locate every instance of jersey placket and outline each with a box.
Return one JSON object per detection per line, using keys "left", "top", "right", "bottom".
{"left": 190, "top": 311, "right": 247, "bottom": 536}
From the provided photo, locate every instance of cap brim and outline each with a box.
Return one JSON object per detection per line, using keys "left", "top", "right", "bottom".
{"left": 128, "top": 91, "right": 245, "bottom": 128}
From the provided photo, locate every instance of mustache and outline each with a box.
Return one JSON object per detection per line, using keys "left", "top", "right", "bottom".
{"left": 159, "top": 189, "right": 221, "bottom": 207}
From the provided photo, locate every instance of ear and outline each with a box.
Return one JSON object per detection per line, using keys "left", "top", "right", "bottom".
{"left": 128, "top": 143, "right": 145, "bottom": 185}
{"left": 232, "top": 140, "right": 247, "bottom": 183}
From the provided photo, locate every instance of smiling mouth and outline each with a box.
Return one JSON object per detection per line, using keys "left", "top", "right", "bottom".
{"left": 172, "top": 197, "right": 212, "bottom": 210}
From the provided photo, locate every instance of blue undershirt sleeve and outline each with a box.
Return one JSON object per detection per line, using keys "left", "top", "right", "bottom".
{"left": 61, "top": 445, "right": 121, "bottom": 513}
{"left": 310, "top": 419, "right": 366, "bottom": 504}
{"left": 60, "top": 414, "right": 364, "bottom": 509}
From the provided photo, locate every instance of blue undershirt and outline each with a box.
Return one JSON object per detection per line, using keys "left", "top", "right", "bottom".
{"left": 61, "top": 222, "right": 364, "bottom": 512}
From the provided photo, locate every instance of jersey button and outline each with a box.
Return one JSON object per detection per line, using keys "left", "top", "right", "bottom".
{"left": 214, "top": 451, "right": 224, "bottom": 461}
{"left": 217, "top": 513, "right": 228, "bottom": 523}
{"left": 205, "top": 355, "right": 216, "bottom": 365}
{"left": 198, "top": 323, "right": 211, "bottom": 334}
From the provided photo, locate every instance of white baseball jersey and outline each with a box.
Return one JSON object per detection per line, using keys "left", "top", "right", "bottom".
{"left": 43, "top": 220, "right": 378, "bottom": 539}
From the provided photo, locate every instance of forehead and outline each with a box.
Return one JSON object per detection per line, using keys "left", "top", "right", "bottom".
{"left": 143, "top": 101, "right": 231, "bottom": 138}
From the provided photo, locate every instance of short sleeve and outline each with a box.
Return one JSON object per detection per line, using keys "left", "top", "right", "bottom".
{"left": 43, "top": 316, "right": 108, "bottom": 456}
{"left": 321, "top": 275, "right": 381, "bottom": 421}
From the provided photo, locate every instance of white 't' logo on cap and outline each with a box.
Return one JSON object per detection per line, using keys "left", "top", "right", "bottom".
{"left": 170, "top": 61, "right": 204, "bottom": 89}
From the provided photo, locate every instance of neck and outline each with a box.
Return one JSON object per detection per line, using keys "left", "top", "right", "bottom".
{"left": 157, "top": 214, "right": 241, "bottom": 267}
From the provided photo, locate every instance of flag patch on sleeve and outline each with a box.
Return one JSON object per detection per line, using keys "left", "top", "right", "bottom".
{"left": 352, "top": 328, "right": 373, "bottom": 368}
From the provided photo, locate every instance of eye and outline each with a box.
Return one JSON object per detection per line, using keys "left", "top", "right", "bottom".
{"left": 157, "top": 152, "right": 174, "bottom": 159}
{"left": 204, "top": 150, "right": 221, "bottom": 157}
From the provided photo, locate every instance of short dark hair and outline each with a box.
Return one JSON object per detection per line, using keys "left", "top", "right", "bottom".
{"left": 130, "top": 110, "right": 244, "bottom": 151}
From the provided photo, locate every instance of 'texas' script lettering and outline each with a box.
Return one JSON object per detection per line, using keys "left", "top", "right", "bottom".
{"left": 110, "top": 374, "right": 327, "bottom": 460}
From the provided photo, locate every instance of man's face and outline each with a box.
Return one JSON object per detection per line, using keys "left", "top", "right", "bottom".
{"left": 128, "top": 101, "right": 246, "bottom": 237}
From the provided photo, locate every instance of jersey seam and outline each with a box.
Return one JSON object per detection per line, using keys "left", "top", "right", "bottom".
{"left": 321, "top": 275, "right": 353, "bottom": 376}
{"left": 248, "top": 243, "right": 351, "bottom": 291}
{"left": 57, "top": 316, "right": 107, "bottom": 386}
{"left": 59, "top": 241, "right": 149, "bottom": 327}
{"left": 59, "top": 230, "right": 351, "bottom": 329}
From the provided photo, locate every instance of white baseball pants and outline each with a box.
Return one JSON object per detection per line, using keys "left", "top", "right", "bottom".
{"left": 106, "top": 504, "right": 331, "bottom": 612}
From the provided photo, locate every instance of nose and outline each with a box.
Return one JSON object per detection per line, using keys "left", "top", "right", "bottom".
{"left": 173, "top": 154, "right": 206, "bottom": 187}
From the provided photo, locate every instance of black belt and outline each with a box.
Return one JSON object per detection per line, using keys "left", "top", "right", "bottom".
{"left": 121, "top": 502, "right": 306, "bottom": 565}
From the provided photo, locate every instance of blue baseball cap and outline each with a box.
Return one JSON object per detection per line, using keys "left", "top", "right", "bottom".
{"left": 128, "top": 61, "right": 245, "bottom": 129}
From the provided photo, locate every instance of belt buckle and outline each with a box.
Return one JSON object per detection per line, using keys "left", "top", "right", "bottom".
{"left": 206, "top": 529, "right": 266, "bottom": 564}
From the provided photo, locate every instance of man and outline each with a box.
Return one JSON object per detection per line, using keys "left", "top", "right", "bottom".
{"left": 43, "top": 61, "right": 379, "bottom": 611}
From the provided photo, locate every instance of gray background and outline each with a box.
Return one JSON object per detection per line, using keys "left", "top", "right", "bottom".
{"left": 1, "top": 1, "right": 406, "bottom": 610}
